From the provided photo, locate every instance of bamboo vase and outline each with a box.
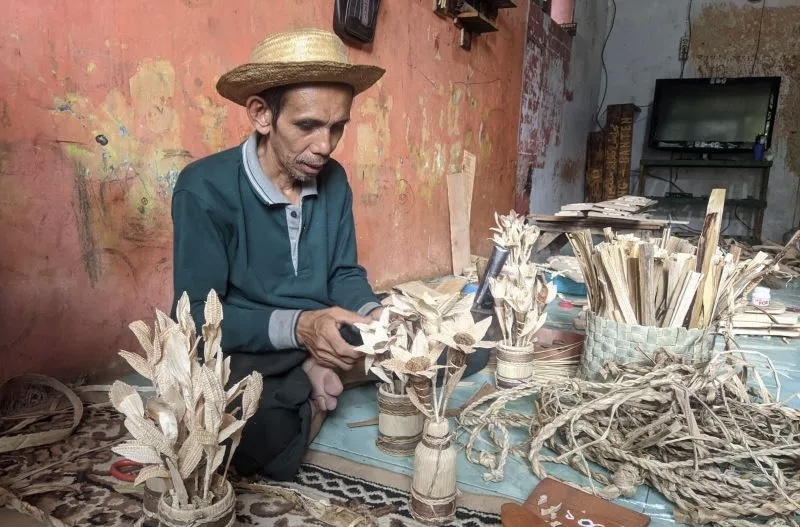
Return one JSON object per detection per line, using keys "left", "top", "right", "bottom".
{"left": 157, "top": 480, "right": 236, "bottom": 527}
{"left": 495, "top": 343, "right": 535, "bottom": 388}
{"left": 409, "top": 419, "right": 457, "bottom": 525}
{"left": 376, "top": 383, "right": 424, "bottom": 456}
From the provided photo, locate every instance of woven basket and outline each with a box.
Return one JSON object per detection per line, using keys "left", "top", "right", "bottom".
{"left": 409, "top": 419, "right": 457, "bottom": 525}
{"left": 157, "top": 480, "right": 235, "bottom": 527}
{"left": 580, "top": 312, "right": 716, "bottom": 380}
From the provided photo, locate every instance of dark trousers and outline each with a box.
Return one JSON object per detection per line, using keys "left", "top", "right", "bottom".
{"left": 227, "top": 349, "right": 311, "bottom": 481}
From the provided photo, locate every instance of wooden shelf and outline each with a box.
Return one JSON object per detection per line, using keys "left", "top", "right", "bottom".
{"left": 640, "top": 158, "right": 772, "bottom": 169}
{"left": 649, "top": 196, "right": 766, "bottom": 209}
{"left": 456, "top": 10, "right": 498, "bottom": 33}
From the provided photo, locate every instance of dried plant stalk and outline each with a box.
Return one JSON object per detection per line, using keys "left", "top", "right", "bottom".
{"left": 460, "top": 351, "right": 800, "bottom": 526}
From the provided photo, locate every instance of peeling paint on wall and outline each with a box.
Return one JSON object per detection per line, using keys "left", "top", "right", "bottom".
{"left": 0, "top": 0, "right": 526, "bottom": 382}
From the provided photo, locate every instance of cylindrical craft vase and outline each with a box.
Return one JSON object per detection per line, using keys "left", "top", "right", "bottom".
{"left": 376, "top": 384, "right": 424, "bottom": 456}
{"left": 410, "top": 419, "right": 457, "bottom": 525}
{"left": 494, "top": 343, "right": 535, "bottom": 388}
{"left": 157, "top": 480, "right": 236, "bottom": 527}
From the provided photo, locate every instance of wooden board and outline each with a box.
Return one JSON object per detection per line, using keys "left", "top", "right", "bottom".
{"left": 447, "top": 172, "right": 471, "bottom": 276}
{"left": 689, "top": 188, "right": 726, "bottom": 328}
{"left": 462, "top": 150, "right": 477, "bottom": 225}
{"left": 526, "top": 478, "right": 650, "bottom": 527}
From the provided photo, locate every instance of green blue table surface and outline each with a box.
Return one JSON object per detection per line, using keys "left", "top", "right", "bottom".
{"left": 310, "top": 283, "right": 800, "bottom": 526}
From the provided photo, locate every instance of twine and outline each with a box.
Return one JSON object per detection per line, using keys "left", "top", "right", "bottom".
{"left": 459, "top": 351, "right": 800, "bottom": 526}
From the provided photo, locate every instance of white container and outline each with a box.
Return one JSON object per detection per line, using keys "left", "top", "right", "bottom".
{"left": 752, "top": 286, "right": 771, "bottom": 307}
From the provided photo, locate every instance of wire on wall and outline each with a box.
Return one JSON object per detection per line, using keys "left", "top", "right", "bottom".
{"left": 593, "top": 0, "right": 616, "bottom": 131}
{"left": 679, "top": 0, "right": 693, "bottom": 78}
{"left": 750, "top": 0, "right": 767, "bottom": 75}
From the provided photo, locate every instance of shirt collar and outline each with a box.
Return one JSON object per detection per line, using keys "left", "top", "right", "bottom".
{"left": 241, "top": 132, "right": 318, "bottom": 205}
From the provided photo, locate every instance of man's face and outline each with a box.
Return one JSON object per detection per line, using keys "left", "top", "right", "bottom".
{"left": 264, "top": 84, "right": 353, "bottom": 184}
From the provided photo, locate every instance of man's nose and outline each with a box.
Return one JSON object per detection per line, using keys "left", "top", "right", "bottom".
{"left": 310, "top": 130, "right": 332, "bottom": 157}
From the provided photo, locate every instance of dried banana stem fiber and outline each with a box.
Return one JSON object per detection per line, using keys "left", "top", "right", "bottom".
{"left": 565, "top": 225, "right": 788, "bottom": 330}
{"left": 460, "top": 351, "right": 800, "bottom": 527}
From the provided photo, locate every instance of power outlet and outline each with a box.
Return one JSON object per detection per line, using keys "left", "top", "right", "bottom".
{"left": 679, "top": 37, "right": 690, "bottom": 61}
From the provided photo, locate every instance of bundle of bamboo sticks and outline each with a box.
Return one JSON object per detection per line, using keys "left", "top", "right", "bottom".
{"left": 567, "top": 189, "right": 795, "bottom": 330}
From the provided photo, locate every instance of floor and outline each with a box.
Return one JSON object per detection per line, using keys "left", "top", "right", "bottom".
{"left": 0, "top": 509, "right": 45, "bottom": 527}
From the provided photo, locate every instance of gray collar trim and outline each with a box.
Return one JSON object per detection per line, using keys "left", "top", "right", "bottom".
{"left": 241, "top": 132, "right": 318, "bottom": 205}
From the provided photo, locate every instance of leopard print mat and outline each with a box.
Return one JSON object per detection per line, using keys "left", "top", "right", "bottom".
{"left": 0, "top": 405, "right": 501, "bottom": 526}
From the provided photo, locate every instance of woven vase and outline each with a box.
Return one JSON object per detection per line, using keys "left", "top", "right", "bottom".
{"left": 494, "top": 343, "right": 535, "bottom": 388}
{"left": 376, "top": 384, "right": 424, "bottom": 456}
{"left": 409, "top": 419, "right": 457, "bottom": 525}
{"left": 580, "top": 312, "right": 716, "bottom": 381}
{"left": 157, "top": 480, "right": 236, "bottom": 527}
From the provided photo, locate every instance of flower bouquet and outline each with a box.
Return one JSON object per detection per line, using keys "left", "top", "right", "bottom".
{"left": 109, "top": 290, "right": 263, "bottom": 527}
{"left": 354, "top": 289, "right": 492, "bottom": 524}
{"left": 487, "top": 211, "right": 555, "bottom": 388}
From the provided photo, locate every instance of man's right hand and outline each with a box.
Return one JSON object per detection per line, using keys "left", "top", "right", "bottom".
{"left": 295, "top": 307, "right": 369, "bottom": 370}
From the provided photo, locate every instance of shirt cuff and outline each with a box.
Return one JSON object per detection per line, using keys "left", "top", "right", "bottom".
{"left": 357, "top": 302, "right": 382, "bottom": 317}
{"left": 268, "top": 309, "right": 302, "bottom": 349}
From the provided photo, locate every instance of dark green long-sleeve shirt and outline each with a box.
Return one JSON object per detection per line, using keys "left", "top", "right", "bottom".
{"left": 171, "top": 133, "right": 381, "bottom": 354}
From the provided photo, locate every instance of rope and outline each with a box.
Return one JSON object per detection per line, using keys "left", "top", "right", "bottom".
{"left": 458, "top": 351, "right": 800, "bottom": 526}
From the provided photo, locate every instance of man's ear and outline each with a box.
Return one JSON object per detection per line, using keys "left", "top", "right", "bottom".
{"left": 245, "top": 95, "right": 273, "bottom": 136}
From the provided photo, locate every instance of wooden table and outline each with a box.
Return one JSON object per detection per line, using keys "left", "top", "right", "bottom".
{"left": 528, "top": 214, "right": 682, "bottom": 256}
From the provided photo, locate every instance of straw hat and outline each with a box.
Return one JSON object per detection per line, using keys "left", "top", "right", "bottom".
{"left": 216, "top": 28, "right": 385, "bottom": 106}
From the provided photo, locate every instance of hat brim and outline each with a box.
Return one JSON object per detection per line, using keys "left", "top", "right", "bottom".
{"left": 216, "top": 61, "right": 386, "bottom": 106}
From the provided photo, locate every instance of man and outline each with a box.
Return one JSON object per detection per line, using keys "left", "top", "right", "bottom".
{"left": 170, "top": 28, "right": 386, "bottom": 481}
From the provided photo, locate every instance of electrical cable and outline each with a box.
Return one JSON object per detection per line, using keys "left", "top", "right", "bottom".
{"left": 750, "top": 0, "right": 767, "bottom": 75}
{"left": 680, "top": 0, "right": 693, "bottom": 78}
{"left": 645, "top": 172, "right": 690, "bottom": 194}
{"left": 593, "top": 0, "right": 616, "bottom": 131}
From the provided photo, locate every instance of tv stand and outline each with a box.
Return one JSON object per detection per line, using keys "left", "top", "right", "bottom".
{"left": 636, "top": 157, "right": 772, "bottom": 242}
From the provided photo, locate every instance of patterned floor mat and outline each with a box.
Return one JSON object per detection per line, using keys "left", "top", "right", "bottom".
{"left": 0, "top": 405, "right": 502, "bottom": 526}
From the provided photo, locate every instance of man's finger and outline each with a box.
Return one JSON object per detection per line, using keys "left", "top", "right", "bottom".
{"left": 326, "top": 306, "right": 371, "bottom": 326}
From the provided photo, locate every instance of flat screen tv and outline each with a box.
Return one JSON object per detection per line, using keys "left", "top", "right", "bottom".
{"left": 648, "top": 76, "right": 781, "bottom": 153}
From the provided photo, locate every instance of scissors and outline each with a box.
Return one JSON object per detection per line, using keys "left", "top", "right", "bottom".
{"left": 110, "top": 459, "right": 142, "bottom": 483}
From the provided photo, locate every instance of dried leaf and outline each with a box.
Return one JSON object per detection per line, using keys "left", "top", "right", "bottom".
{"left": 176, "top": 292, "right": 196, "bottom": 341}
{"left": 128, "top": 320, "right": 154, "bottom": 361}
{"left": 241, "top": 372, "right": 263, "bottom": 420}
{"left": 109, "top": 381, "right": 144, "bottom": 417}
{"left": 218, "top": 420, "right": 245, "bottom": 443}
{"left": 113, "top": 441, "right": 164, "bottom": 465}
{"left": 124, "top": 414, "right": 174, "bottom": 457}
{"left": 178, "top": 434, "right": 203, "bottom": 479}
{"left": 160, "top": 326, "right": 192, "bottom": 389}
{"left": 134, "top": 464, "right": 170, "bottom": 486}
{"left": 118, "top": 350, "right": 153, "bottom": 380}
{"left": 208, "top": 445, "right": 226, "bottom": 475}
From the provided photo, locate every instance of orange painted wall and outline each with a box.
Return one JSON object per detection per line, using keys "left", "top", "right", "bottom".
{"left": 0, "top": 1, "right": 527, "bottom": 381}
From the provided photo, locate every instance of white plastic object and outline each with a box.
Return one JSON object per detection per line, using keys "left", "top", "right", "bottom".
{"left": 752, "top": 286, "right": 771, "bottom": 307}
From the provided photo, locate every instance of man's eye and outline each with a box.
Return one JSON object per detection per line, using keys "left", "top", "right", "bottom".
{"left": 296, "top": 121, "right": 316, "bottom": 131}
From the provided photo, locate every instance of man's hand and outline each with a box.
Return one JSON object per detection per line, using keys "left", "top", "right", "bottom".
{"left": 295, "top": 307, "right": 370, "bottom": 370}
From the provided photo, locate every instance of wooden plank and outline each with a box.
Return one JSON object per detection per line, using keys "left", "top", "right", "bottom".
{"left": 603, "top": 105, "right": 621, "bottom": 200}
{"left": 435, "top": 276, "right": 468, "bottom": 295}
{"left": 462, "top": 150, "right": 477, "bottom": 226}
{"left": 689, "top": 188, "right": 727, "bottom": 328}
{"left": 638, "top": 242, "right": 655, "bottom": 325}
{"left": 447, "top": 172, "right": 471, "bottom": 276}
{"left": 586, "top": 131, "right": 605, "bottom": 202}
{"left": 615, "top": 104, "right": 638, "bottom": 197}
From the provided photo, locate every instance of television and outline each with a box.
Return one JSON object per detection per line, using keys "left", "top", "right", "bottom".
{"left": 648, "top": 76, "right": 781, "bottom": 153}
